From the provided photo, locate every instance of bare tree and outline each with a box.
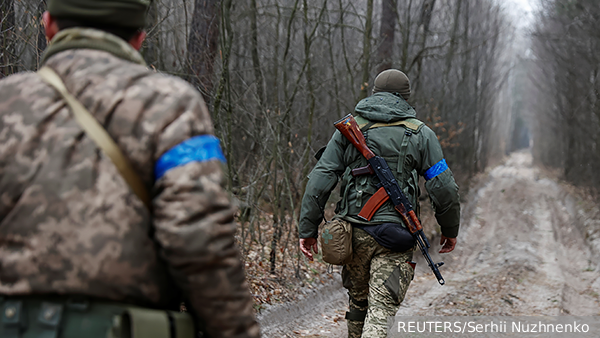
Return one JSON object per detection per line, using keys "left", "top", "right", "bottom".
{"left": 187, "top": 0, "right": 221, "bottom": 102}
{"left": 529, "top": 0, "right": 600, "bottom": 193}
{"left": 411, "top": 0, "right": 436, "bottom": 93}
{"left": 359, "top": 0, "right": 374, "bottom": 100}
{"left": 3, "top": 0, "right": 517, "bottom": 292}
{"left": 0, "top": 0, "right": 15, "bottom": 77}
{"left": 35, "top": 0, "right": 46, "bottom": 66}
{"left": 376, "top": 0, "right": 397, "bottom": 73}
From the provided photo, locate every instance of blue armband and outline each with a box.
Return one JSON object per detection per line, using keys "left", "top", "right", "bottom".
{"left": 424, "top": 159, "right": 448, "bottom": 181}
{"left": 155, "top": 135, "right": 226, "bottom": 180}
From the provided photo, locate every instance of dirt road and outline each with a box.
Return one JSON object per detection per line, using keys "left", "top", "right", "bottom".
{"left": 259, "top": 151, "right": 600, "bottom": 337}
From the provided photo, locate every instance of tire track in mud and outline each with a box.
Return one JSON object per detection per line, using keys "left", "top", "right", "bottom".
{"left": 398, "top": 151, "right": 600, "bottom": 317}
{"left": 260, "top": 151, "right": 600, "bottom": 336}
{"left": 258, "top": 273, "right": 348, "bottom": 338}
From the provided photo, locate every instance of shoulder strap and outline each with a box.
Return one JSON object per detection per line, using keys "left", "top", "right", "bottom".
{"left": 354, "top": 115, "right": 422, "bottom": 177}
{"left": 354, "top": 115, "right": 374, "bottom": 132}
{"left": 37, "top": 66, "right": 151, "bottom": 210}
{"left": 355, "top": 116, "right": 424, "bottom": 133}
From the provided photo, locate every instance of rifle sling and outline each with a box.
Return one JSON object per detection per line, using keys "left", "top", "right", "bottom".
{"left": 37, "top": 66, "right": 151, "bottom": 210}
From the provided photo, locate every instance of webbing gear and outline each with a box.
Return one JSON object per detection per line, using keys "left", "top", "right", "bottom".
{"left": 38, "top": 302, "right": 64, "bottom": 338}
{"left": 168, "top": 311, "right": 195, "bottom": 338}
{"left": 0, "top": 296, "right": 195, "bottom": 338}
{"left": 397, "top": 129, "right": 412, "bottom": 181}
{"left": 108, "top": 307, "right": 196, "bottom": 338}
{"left": 2, "top": 300, "right": 24, "bottom": 338}
{"left": 37, "top": 67, "right": 151, "bottom": 210}
{"left": 352, "top": 116, "right": 423, "bottom": 220}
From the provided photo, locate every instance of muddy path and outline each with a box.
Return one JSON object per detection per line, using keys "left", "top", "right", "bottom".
{"left": 259, "top": 151, "right": 600, "bottom": 337}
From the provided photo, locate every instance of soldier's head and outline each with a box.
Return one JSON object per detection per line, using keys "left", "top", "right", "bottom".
{"left": 43, "top": 0, "right": 150, "bottom": 50}
{"left": 372, "top": 69, "right": 411, "bottom": 101}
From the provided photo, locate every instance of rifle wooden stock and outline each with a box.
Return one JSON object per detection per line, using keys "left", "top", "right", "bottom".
{"left": 334, "top": 114, "right": 375, "bottom": 160}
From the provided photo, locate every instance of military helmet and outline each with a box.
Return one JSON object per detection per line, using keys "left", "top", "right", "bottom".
{"left": 48, "top": 0, "right": 150, "bottom": 28}
{"left": 372, "top": 69, "right": 411, "bottom": 101}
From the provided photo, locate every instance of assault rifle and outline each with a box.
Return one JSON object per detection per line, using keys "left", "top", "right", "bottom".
{"left": 334, "top": 114, "right": 446, "bottom": 285}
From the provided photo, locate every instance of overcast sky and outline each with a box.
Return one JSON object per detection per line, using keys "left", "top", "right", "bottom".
{"left": 512, "top": 0, "right": 534, "bottom": 12}
{"left": 506, "top": 0, "right": 536, "bottom": 28}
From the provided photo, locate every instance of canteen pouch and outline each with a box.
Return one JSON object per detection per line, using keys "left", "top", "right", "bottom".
{"left": 320, "top": 219, "right": 353, "bottom": 265}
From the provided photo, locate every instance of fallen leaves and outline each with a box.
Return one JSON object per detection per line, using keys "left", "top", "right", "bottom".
{"left": 238, "top": 212, "right": 334, "bottom": 311}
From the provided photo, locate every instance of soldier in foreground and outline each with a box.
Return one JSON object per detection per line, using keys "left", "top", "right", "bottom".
{"left": 0, "top": 0, "right": 259, "bottom": 337}
{"left": 299, "top": 69, "right": 461, "bottom": 337}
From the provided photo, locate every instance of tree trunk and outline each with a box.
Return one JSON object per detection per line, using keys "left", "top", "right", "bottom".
{"left": 359, "top": 0, "right": 374, "bottom": 100}
{"left": 250, "top": 0, "right": 265, "bottom": 106}
{"left": 412, "top": 0, "right": 436, "bottom": 93}
{"left": 141, "top": 0, "right": 160, "bottom": 69}
{"left": 36, "top": 0, "right": 47, "bottom": 68}
{"left": 399, "top": 0, "right": 413, "bottom": 71}
{"left": 249, "top": 0, "right": 266, "bottom": 154}
{"left": 0, "top": 0, "right": 15, "bottom": 78}
{"left": 187, "top": 0, "right": 221, "bottom": 103}
{"left": 376, "top": 0, "right": 397, "bottom": 73}
{"left": 338, "top": 0, "right": 357, "bottom": 100}
{"left": 442, "top": 0, "right": 463, "bottom": 92}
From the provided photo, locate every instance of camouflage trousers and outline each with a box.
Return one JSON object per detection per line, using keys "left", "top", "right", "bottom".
{"left": 342, "top": 227, "right": 414, "bottom": 338}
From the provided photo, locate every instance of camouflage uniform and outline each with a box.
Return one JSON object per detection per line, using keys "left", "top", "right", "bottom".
{"left": 343, "top": 228, "right": 414, "bottom": 338}
{"left": 0, "top": 28, "right": 259, "bottom": 338}
{"left": 299, "top": 72, "right": 460, "bottom": 337}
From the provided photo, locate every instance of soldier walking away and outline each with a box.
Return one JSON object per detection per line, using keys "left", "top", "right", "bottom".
{"left": 298, "top": 69, "right": 460, "bottom": 338}
{"left": 0, "top": 1, "right": 259, "bottom": 337}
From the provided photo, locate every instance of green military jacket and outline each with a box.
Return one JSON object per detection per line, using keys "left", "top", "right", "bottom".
{"left": 299, "top": 92, "right": 460, "bottom": 239}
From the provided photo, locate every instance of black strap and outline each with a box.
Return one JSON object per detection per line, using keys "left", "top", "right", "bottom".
{"left": 348, "top": 293, "right": 368, "bottom": 308}
{"left": 314, "top": 146, "right": 327, "bottom": 160}
{"left": 352, "top": 298, "right": 368, "bottom": 308}
{"left": 360, "top": 121, "right": 376, "bottom": 133}
{"left": 345, "top": 309, "right": 367, "bottom": 321}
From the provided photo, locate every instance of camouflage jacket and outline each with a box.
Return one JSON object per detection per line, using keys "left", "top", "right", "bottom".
{"left": 0, "top": 29, "right": 259, "bottom": 338}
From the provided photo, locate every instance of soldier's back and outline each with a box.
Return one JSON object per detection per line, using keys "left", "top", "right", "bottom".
{"left": 0, "top": 46, "right": 211, "bottom": 309}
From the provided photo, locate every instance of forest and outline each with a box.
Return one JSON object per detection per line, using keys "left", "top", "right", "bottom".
{"left": 1, "top": 0, "right": 599, "bottom": 306}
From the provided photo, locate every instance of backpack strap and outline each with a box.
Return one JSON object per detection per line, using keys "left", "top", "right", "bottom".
{"left": 37, "top": 67, "right": 151, "bottom": 210}
{"left": 397, "top": 128, "right": 413, "bottom": 179}
{"left": 354, "top": 115, "right": 423, "bottom": 175}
